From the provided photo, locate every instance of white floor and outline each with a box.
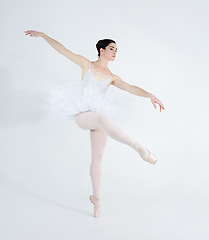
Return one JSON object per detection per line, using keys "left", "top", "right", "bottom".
{"left": 1, "top": 179, "right": 208, "bottom": 240}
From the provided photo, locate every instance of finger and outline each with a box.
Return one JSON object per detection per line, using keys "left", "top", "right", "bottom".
{"left": 158, "top": 102, "right": 164, "bottom": 109}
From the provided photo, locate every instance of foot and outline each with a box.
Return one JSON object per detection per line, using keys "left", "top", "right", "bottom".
{"left": 89, "top": 192, "right": 101, "bottom": 217}
{"left": 133, "top": 143, "right": 158, "bottom": 165}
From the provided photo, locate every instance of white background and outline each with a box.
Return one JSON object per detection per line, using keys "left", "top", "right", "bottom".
{"left": 0, "top": 0, "right": 209, "bottom": 239}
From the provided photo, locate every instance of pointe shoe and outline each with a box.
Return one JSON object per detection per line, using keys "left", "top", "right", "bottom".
{"left": 142, "top": 148, "right": 158, "bottom": 165}
{"left": 89, "top": 195, "right": 101, "bottom": 217}
{"left": 134, "top": 143, "right": 158, "bottom": 165}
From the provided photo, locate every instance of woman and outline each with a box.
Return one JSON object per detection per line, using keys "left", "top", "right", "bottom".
{"left": 25, "top": 30, "right": 165, "bottom": 217}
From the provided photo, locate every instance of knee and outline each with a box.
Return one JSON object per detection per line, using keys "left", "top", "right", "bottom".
{"left": 96, "top": 114, "right": 108, "bottom": 126}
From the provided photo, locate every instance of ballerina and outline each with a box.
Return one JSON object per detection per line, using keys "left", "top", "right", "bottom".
{"left": 25, "top": 30, "right": 165, "bottom": 217}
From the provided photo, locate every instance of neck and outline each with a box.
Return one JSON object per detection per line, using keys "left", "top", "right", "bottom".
{"left": 94, "top": 57, "right": 109, "bottom": 69}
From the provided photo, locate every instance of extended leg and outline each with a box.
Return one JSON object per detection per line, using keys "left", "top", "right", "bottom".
{"left": 75, "top": 111, "right": 150, "bottom": 160}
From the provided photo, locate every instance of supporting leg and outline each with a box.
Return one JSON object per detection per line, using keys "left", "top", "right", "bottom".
{"left": 90, "top": 128, "right": 108, "bottom": 194}
{"left": 89, "top": 128, "right": 107, "bottom": 217}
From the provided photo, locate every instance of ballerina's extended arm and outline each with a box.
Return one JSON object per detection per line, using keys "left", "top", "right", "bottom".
{"left": 111, "top": 75, "right": 165, "bottom": 112}
{"left": 24, "top": 30, "right": 88, "bottom": 69}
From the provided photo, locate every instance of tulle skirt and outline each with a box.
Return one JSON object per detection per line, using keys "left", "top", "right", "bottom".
{"left": 47, "top": 82, "right": 136, "bottom": 124}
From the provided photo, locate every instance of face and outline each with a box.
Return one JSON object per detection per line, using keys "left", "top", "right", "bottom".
{"left": 100, "top": 43, "right": 117, "bottom": 61}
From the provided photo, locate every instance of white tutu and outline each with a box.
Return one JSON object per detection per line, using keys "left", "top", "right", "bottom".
{"left": 48, "top": 81, "right": 136, "bottom": 124}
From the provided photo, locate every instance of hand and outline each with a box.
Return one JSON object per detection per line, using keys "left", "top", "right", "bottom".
{"left": 24, "top": 30, "right": 44, "bottom": 37}
{"left": 149, "top": 93, "right": 165, "bottom": 112}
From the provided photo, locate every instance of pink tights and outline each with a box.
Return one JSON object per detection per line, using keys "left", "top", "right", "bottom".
{"left": 74, "top": 111, "right": 149, "bottom": 196}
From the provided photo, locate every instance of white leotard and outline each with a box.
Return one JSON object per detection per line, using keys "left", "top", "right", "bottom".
{"left": 81, "top": 61, "right": 112, "bottom": 97}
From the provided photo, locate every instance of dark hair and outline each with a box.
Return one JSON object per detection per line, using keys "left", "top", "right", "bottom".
{"left": 96, "top": 39, "right": 116, "bottom": 57}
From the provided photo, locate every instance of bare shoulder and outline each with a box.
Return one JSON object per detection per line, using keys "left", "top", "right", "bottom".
{"left": 77, "top": 55, "right": 90, "bottom": 70}
{"left": 110, "top": 74, "right": 124, "bottom": 85}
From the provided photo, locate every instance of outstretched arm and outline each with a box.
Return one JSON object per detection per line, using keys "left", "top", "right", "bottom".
{"left": 111, "top": 75, "right": 165, "bottom": 112}
{"left": 24, "top": 30, "right": 88, "bottom": 68}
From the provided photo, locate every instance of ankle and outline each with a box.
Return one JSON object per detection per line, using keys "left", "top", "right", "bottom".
{"left": 131, "top": 141, "right": 141, "bottom": 151}
{"left": 93, "top": 192, "right": 101, "bottom": 200}
{"left": 132, "top": 142, "right": 150, "bottom": 159}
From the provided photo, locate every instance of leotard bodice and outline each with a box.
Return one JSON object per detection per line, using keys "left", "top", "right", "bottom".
{"left": 80, "top": 61, "right": 113, "bottom": 98}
